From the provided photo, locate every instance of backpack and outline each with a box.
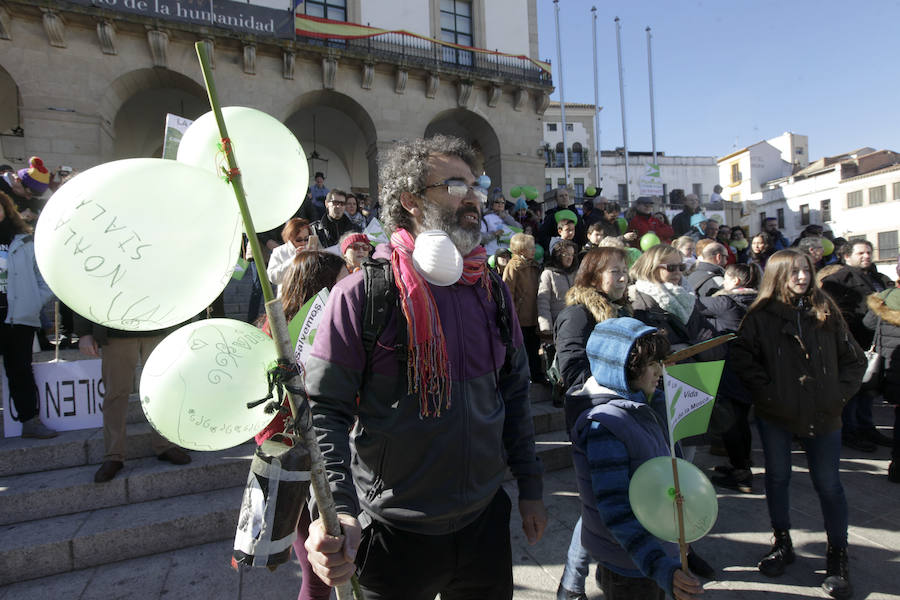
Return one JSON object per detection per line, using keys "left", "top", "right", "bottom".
{"left": 361, "top": 258, "right": 515, "bottom": 375}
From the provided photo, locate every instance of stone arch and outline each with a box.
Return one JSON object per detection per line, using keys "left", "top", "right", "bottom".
{"left": 102, "top": 68, "right": 208, "bottom": 159}
{"left": 425, "top": 109, "right": 502, "bottom": 191}
{"left": 0, "top": 63, "right": 19, "bottom": 134}
{"left": 283, "top": 91, "right": 378, "bottom": 196}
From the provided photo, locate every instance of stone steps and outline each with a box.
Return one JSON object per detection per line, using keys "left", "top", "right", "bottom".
{"left": 0, "top": 383, "right": 571, "bottom": 587}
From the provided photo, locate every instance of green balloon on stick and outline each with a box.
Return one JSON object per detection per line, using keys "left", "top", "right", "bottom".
{"left": 640, "top": 232, "right": 662, "bottom": 251}
{"left": 617, "top": 217, "right": 628, "bottom": 234}
{"left": 139, "top": 319, "right": 278, "bottom": 451}
{"left": 177, "top": 106, "right": 309, "bottom": 231}
{"left": 534, "top": 244, "right": 544, "bottom": 263}
{"left": 585, "top": 186, "right": 597, "bottom": 197}
{"left": 524, "top": 186, "right": 539, "bottom": 201}
{"left": 510, "top": 186, "right": 523, "bottom": 198}
{"left": 34, "top": 159, "right": 242, "bottom": 331}
{"left": 822, "top": 237, "right": 834, "bottom": 256}
{"left": 628, "top": 456, "right": 719, "bottom": 544}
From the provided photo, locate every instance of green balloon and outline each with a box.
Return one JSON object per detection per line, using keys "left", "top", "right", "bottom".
{"left": 534, "top": 244, "right": 544, "bottom": 262}
{"left": 625, "top": 247, "right": 642, "bottom": 268}
{"left": 140, "top": 319, "right": 278, "bottom": 451}
{"left": 178, "top": 107, "right": 308, "bottom": 231}
{"left": 524, "top": 186, "right": 539, "bottom": 201}
{"left": 822, "top": 237, "right": 834, "bottom": 256}
{"left": 640, "top": 232, "right": 661, "bottom": 252}
{"left": 585, "top": 186, "right": 597, "bottom": 197}
{"left": 617, "top": 217, "right": 628, "bottom": 234}
{"left": 510, "top": 186, "right": 523, "bottom": 198}
{"left": 34, "top": 159, "right": 242, "bottom": 331}
{"left": 628, "top": 456, "right": 718, "bottom": 543}
{"left": 488, "top": 254, "right": 497, "bottom": 269}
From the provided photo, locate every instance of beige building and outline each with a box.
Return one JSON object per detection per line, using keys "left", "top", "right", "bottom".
{"left": 0, "top": 0, "right": 552, "bottom": 200}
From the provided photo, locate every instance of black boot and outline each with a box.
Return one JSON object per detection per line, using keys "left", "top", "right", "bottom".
{"left": 822, "top": 544, "right": 852, "bottom": 599}
{"left": 758, "top": 529, "right": 795, "bottom": 577}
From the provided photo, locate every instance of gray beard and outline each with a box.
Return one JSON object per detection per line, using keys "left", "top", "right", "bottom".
{"left": 421, "top": 202, "right": 481, "bottom": 256}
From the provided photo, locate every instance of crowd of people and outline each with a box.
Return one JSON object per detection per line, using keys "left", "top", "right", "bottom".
{"left": 2, "top": 139, "right": 898, "bottom": 600}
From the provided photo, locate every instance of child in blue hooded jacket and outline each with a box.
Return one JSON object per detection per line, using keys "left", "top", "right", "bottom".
{"left": 569, "top": 317, "right": 703, "bottom": 600}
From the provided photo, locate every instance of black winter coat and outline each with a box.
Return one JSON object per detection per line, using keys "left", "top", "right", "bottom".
{"left": 629, "top": 288, "right": 722, "bottom": 360}
{"left": 686, "top": 262, "right": 725, "bottom": 298}
{"left": 731, "top": 299, "right": 865, "bottom": 437}
{"left": 820, "top": 264, "right": 891, "bottom": 348}
{"left": 864, "top": 289, "right": 900, "bottom": 403}
{"left": 699, "top": 290, "right": 757, "bottom": 404}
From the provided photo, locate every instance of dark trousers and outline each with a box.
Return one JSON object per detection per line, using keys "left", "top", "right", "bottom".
{"left": 597, "top": 565, "right": 664, "bottom": 600}
{"left": 355, "top": 489, "right": 513, "bottom": 600}
{"left": 893, "top": 405, "right": 900, "bottom": 461}
{"left": 521, "top": 325, "right": 543, "bottom": 381}
{"left": 0, "top": 322, "right": 39, "bottom": 422}
{"left": 722, "top": 400, "right": 753, "bottom": 470}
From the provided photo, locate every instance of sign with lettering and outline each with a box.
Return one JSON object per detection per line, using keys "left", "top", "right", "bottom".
{"left": 2, "top": 359, "right": 104, "bottom": 437}
{"left": 68, "top": 0, "right": 295, "bottom": 39}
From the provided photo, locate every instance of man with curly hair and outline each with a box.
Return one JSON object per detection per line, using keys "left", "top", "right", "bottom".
{"left": 304, "top": 135, "right": 547, "bottom": 599}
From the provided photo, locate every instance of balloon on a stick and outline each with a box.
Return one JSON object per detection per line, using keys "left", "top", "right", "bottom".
{"left": 34, "top": 159, "right": 242, "bottom": 331}
{"left": 139, "top": 319, "right": 278, "bottom": 451}
{"left": 177, "top": 107, "right": 308, "bottom": 231}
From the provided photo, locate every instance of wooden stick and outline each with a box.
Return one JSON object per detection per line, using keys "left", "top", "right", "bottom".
{"left": 671, "top": 457, "right": 690, "bottom": 573}
{"left": 193, "top": 42, "right": 355, "bottom": 600}
{"left": 663, "top": 333, "right": 735, "bottom": 366}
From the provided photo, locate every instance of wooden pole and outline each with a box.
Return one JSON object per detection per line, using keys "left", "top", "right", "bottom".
{"left": 193, "top": 42, "right": 355, "bottom": 600}
{"left": 671, "top": 457, "right": 690, "bottom": 573}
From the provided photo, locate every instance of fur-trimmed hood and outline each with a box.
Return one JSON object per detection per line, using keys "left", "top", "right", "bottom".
{"left": 564, "top": 285, "right": 629, "bottom": 323}
{"left": 868, "top": 290, "right": 900, "bottom": 327}
{"left": 816, "top": 263, "right": 844, "bottom": 284}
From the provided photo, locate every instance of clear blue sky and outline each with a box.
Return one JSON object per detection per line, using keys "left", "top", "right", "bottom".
{"left": 536, "top": 0, "right": 900, "bottom": 160}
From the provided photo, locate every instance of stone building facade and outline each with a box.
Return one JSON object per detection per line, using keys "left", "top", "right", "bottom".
{"left": 0, "top": 0, "right": 552, "bottom": 199}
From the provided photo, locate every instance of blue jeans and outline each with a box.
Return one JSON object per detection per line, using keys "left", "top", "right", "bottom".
{"left": 560, "top": 516, "right": 591, "bottom": 593}
{"left": 842, "top": 390, "right": 875, "bottom": 435}
{"left": 756, "top": 417, "right": 848, "bottom": 547}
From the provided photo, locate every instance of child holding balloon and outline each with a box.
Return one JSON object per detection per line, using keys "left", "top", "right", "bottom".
{"left": 569, "top": 317, "right": 703, "bottom": 600}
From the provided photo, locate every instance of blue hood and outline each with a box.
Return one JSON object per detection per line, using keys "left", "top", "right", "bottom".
{"left": 585, "top": 317, "right": 657, "bottom": 399}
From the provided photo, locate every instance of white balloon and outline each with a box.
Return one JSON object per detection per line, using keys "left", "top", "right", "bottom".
{"left": 412, "top": 230, "right": 464, "bottom": 286}
{"left": 177, "top": 107, "right": 308, "bottom": 231}
{"left": 34, "top": 159, "right": 242, "bottom": 331}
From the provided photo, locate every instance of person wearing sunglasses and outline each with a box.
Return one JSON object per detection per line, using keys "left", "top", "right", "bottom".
{"left": 267, "top": 218, "right": 313, "bottom": 297}
{"left": 310, "top": 189, "right": 361, "bottom": 249}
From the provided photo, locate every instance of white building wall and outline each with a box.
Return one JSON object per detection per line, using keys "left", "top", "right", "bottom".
{"left": 361, "top": 1, "right": 431, "bottom": 33}
{"left": 485, "top": 0, "right": 531, "bottom": 56}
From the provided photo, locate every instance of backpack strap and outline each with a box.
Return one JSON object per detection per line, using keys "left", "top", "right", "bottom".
{"left": 361, "top": 258, "right": 406, "bottom": 363}
{"left": 486, "top": 269, "right": 515, "bottom": 375}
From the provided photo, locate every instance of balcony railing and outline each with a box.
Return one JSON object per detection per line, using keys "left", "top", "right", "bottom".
{"left": 296, "top": 32, "right": 551, "bottom": 85}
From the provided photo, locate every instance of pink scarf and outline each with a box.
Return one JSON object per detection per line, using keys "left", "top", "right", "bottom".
{"left": 389, "top": 229, "right": 489, "bottom": 417}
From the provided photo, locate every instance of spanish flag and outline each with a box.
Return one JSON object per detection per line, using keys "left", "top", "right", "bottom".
{"left": 293, "top": 14, "right": 551, "bottom": 76}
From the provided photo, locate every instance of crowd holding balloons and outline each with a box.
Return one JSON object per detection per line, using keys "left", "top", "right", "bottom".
{"left": 1, "top": 116, "right": 898, "bottom": 600}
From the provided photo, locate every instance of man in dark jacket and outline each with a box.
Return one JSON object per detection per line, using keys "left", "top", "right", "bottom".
{"left": 820, "top": 240, "right": 893, "bottom": 451}
{"left": 686, "top": 241, "right": 728, "bottom": 297}
{"left": 537, "top": 187, "right": 586, "bottom": 252}
{"left": 303, "top": 135, "right": 546, "bottom": 598}
{"left": 671, "top": 193, "right": 700, "bottom": 238}
{"left": 309, "top": 189, "right": 360, "bottom": 248}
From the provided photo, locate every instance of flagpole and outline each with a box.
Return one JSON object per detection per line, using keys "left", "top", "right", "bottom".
{"left": 554, "top": 0, "right": 570, "bottom": 187}
{"left": 646, "top": 26, "right": 657, "bottom": 165}
{"left": 591, "top": 7, "right": 602, "bottom": 192}
{"left": 614, "top": 17, "right": 630, "bottom": 205}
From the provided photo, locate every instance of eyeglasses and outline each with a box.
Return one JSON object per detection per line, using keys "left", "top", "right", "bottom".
{"left": 327, "top": 199, "right": 346, "bottom": 205}
{"left": 294, "top": 237, "right": 310, "bottom": 244}
{"left": 349, "top": 243, "right": 371, "bottom": 252}
{"left": 659, "top": 263, "right": 687, "bottom": 272}
{"left": 419, "top": 178, "right": 487, "bottom": 203}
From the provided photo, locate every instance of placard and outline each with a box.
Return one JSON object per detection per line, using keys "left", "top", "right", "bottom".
{"left": 2, "top": 359, "right": 104, "bottom": 437}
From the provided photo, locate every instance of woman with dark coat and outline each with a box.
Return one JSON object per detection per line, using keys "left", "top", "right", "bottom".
{"left": 553, "top": 246, "right": 633, "bottom": 600}
{"left": 627, "top": 244, "right": 719, "bottom": 358}
{"left": 730, "top": 250, "right": 865, "bottom": 599}
{"left": 863, "top": 284, "right": 900, "bottom": 482}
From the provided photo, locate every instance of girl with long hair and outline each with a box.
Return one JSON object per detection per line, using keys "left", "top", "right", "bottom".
{"left": 537, "top": 238, "right": 579, "bottom": 342}
{"left": 0, "top": 191, "right": 56, "bottom": 438}
{"left": 266, "top": 218, "right": 312, "bottom": 295}
{"left": 749, "top": 231, "right": 773, "bottom": 271}
{"left": 731, "top": 250, "right": 865, "bottom": 599}
{"left": 257, "top": 250, "right": 347, "bottom": 600}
